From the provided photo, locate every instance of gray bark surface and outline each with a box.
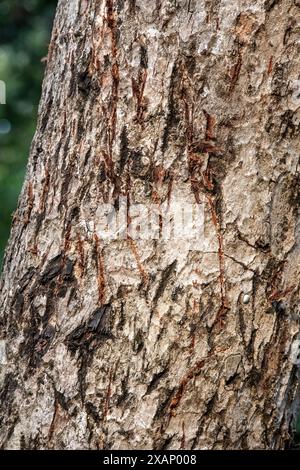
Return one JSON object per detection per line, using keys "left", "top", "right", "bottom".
{"left": 0, "top": 0, "right": 300, "bottom": 449}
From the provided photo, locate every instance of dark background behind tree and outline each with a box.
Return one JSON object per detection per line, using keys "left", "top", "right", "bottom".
{"left": 0, "top": 0, "right": 56, "bottom": 264}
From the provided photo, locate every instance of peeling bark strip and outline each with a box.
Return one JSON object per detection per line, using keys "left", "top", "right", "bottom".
{"left": 1, "top": 0, "right": 300, "bottom": 450}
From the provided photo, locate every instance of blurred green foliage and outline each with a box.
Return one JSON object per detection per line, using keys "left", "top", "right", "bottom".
{"left": 0, "top": 0, "right": 57, "bottom": 265}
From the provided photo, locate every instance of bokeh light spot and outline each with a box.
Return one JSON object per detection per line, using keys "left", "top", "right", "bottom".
{"left": 0, "top": 119, "right": 11, "bottom": 134}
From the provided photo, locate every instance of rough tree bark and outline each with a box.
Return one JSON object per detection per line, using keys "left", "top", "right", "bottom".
{"left": 1, "top": 0, "right": 300, "bottom": 450}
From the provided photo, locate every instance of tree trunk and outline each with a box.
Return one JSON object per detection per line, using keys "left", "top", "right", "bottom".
{"left": 1, "top": 0, "right": 300, "bottom": 450}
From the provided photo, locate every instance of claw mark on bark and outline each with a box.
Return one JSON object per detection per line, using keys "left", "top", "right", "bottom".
{"left": 180, "top": 421, "right": 186, "bottom": 449}
{"left": 206, "top": 195, "right": 229, "bottom": 326}
{"left": 182, "top": 78, "right": 229, "bottom": 324}
{"left": 119, "top": 125, "right": 129, "bottom": 174}
{"left": 76, "top": 233, "right": 85, "bottom": 277}
{"left": 268, "top": 285, "right": 295, "bottom": 302}
{"left": 169, "top": 346, "right": 230, "bottom": 420}
{"left": 102, "top": 150, "right": 119, "bottom": 200}
{"left": 151, "top": 164, "right": 166, "bottom": 206}
{"left": 127, "top": 236, "right": 149, "bottom": 284}
{"left": 63, "top": 221, "right": 72, "bottom": 253}
{"left": 39, "top": 165, "right": 50, "bottom": 213}
{"left": 132, "top": 68, "right": 148, "bottom": 122}
{"left": 223, "top": 252, "right": 255, "bottom": 273}
{"left": 167, "top": 170, "right": 174, "bottom": 206}
{"left": 182, "top": 80, "right": 203, "bottom": 204}
{"left": 94, "top": 234, "right": 106, "bottom": 305}
{"left": 24, "top": 181, "right": 34, "bottom": 225}
{"left": 161, "top": 61, "right": 180, "bottom": 153}
{"left": 229, "top": 50, "right": 242, "bottom": 93}
{"left": 105, "top": 0, "right": 120, "bottom": 160}
{"left": 182, "top": 80, "right": 228, "bottom": 321}
{"left": 268, "top": 56, "right": 273, "bottom": 75}
{"left": 169, "top": 358, "right": 207, "bottom": 418}
{"left": 203, "top": 110, "right": 216, "bottom": 141}
{"left": 189, "top": 332, "right": 196, "bottom": 353}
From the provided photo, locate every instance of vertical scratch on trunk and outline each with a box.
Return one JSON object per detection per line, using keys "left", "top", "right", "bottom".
{"left": 180, "top": 421, "right": 186, "bottom": 449}
{"left": 167, "top": 170, "right": 174, "bottom": 206}
{"left": 182, "top": 77, "right": 228, "bottom": 325}
{"left": 48, "top": 396, "right": 59, "bottom": 441}
{"left": 127, "top": 236, "right": 149, "bottom": 284}
{"left": 189, "top": 333, "right": 195, "bottom": 353}
{"left": 169, "top": 358, "right": 207, "bottom": 419}
{"left": 39, "top": 166, "right": 50, "bottom": 213}
{"left": 206, "top": 194, "right": 229, "bottom": 326}
{"left": 182, "top": 80, "right": 204, "bottom": 205}
{"left": 268, "top": 56, "right": 273, "bottom": 75}
{"left": 203, "top": 110, "right": 216, "bottom": 141}
{"left": 24, "top": 181, "right": 34, "bottom": 225}
{"left": 229, "top": 50, "right": 243, "bottom": 93}
{"left": 63, "top": 221, "right": 72, "bottom": 254}
{"left": 106, "top": 0, "right": 120, "bottom": 160}
{"left": 132, "top": 68, "right": 148, "bottom": 122}
{"left": 94, "top": 234, "right": 106, "bottom": 305}
{"left": 76, "top": 233, "right": 85, "bottom": 277}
